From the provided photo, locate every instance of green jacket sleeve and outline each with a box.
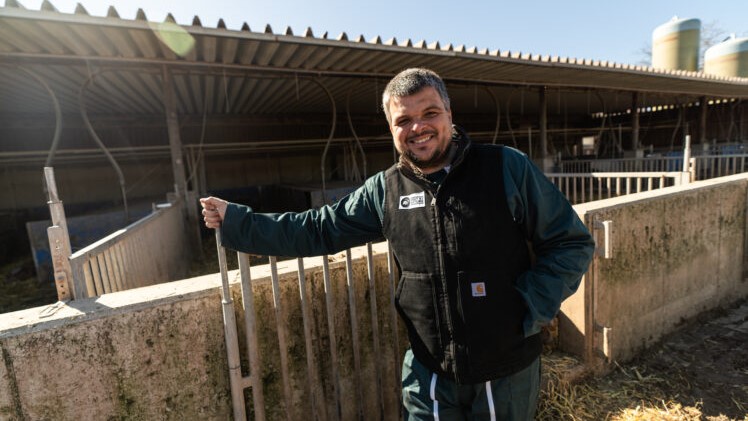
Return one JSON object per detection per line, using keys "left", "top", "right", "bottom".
{"left": 502, "top": 147, "right": 595, "bottom": 337}
{"left": 219, "top": 173, "right": 386, "bottom": 256}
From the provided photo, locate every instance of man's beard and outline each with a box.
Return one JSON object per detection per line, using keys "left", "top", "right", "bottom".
{"left": 402, "top": 143, "right": 451, "bottom": 171}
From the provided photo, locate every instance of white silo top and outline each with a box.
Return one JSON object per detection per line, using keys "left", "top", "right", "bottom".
{"left": 705, "top": 37, "right": 748, "bottom": 60}
{"left": 653, "top": 17, "right": 701, "bottom": 39}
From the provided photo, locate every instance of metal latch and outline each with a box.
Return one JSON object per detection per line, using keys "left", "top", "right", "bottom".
{"left": 594, "top": 220, "right": 613, "bottom": 259}
{"left": 594, "top": 323, "right": 613, "bottom": 362}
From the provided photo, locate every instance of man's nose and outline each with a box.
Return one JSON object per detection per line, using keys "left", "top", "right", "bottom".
{"left": 411, "top": 119, "right": 427, "bottom": 133}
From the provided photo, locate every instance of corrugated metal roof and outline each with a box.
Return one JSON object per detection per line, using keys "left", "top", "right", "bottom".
{"left": 1, "top": 1, "right": 747, "bottom": 122}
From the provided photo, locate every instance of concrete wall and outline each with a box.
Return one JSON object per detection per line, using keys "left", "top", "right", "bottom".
{"left": 0, "top": 243, "right": 405, "bottom": 420}
{"left": 560, "top": 173, "right": 748, "bottom": 363}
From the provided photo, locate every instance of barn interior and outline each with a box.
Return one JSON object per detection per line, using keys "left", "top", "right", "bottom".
{"left": 1, "top": 2, "right": 747, "bottom": 274}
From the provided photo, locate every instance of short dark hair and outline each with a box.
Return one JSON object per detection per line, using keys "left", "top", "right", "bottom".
{"left": 382, "top": 68, "right": 450, "bottom": 123}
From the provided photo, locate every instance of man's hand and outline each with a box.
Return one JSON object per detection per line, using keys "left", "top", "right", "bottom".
{"left": 200, "top": 196, "right": 228, "bottom": 229}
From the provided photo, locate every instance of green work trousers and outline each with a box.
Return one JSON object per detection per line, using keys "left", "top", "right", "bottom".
{"left": 401, "top": 349, "right": 540, "bottom": 421}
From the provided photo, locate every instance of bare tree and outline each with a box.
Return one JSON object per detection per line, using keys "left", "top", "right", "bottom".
{"left": 698, "top": 20, "right": 728, "bottom": 70}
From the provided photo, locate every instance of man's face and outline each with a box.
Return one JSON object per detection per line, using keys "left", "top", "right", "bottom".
{"left": 388, "top": 86, "right": 453, "bottom": 174}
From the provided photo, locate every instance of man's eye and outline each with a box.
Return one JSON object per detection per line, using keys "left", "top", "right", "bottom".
{"left": 396, "top": 119, "right": 410, "bottom": 127}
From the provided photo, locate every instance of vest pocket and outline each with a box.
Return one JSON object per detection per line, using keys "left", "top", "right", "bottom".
{"left": 395, "top": 271, "right": 442, "bottom": 360}
{"left": 456, "top": 270, "right": 526, "bottom": 369}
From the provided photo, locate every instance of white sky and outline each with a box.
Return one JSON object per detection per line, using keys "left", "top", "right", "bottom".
{"left": 11, "top": 0, "right": 748, "bottom": 65}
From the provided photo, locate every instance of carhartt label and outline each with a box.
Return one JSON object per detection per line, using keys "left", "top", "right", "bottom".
{"left": 399, "top": 191, "right": 426, "bottom": 209}
{"left": 471, "top": 282, "right": 486, "bottom": 297}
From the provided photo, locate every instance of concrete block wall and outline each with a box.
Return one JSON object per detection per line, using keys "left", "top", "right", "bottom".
{"left": 561, "top": 173, "right": 748, "bottom": 363}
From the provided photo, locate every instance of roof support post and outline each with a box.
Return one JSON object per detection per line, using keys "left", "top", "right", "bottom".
{"left": 162, "top": 66, "right": 200, "bottom": 256}
{"left": 631, "top": 92, "right": 640, "bottom": 152}
{"left": 161, "top": 66, "right": 188, "bottom": 200}
{"left": 700, "top": 96, "right": 708, "bottom": 145}
{"left": 538, "top": 86, "right": 551, "bottom": 172}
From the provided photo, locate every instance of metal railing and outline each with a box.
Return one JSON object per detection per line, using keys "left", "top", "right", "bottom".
{"left": 693, "top": 154, "right": 748, "bottom": 180}
{"left": 68, "top": 200, "right": 189, "bottom": 298}
{"left": 559, "top": 153, "right": 748, "bottom": 181}
{"left": 215, "top": 238, "right": 402, "bottom": 421}
{"left": 545, "top": 171, "right": 686, "bottom": 204}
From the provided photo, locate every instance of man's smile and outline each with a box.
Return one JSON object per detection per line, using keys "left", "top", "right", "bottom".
{"left": 409, "top": 133, "right": 435, "bottom": 145}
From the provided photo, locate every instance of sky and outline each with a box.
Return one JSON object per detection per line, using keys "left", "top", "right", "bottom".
{"left": 13, "top": 0, "right": 748, "bottom": 66}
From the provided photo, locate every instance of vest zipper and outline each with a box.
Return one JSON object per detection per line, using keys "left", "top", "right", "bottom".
{"left": 431, "top": 190, "right": 459, "bottom": 382}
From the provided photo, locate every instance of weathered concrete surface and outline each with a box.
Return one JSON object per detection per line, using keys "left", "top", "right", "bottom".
{"left": 0, "top": 274, "right": 230, "bottom": 420}
{"left": 561, "top": 173, "right": 748, "bottom": 363}
{"left": 0, "top": 242, "right": 405, "bottom": 420}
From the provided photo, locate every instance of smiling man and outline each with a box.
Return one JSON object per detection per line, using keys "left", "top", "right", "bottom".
{"left": 386, "top": 77, "right": 454, "bottom": 173}
{"left": 201, "top": 68, "right": 594, "bottom": 420}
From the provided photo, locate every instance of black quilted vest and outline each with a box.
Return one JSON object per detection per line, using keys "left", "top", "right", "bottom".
{"left": 383, "top": 141, "right": 541, "bottom": 384}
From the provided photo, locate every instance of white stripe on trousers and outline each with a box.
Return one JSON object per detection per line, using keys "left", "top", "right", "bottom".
{"left": 485, "top": 381, "right": 496, "bottom": 421}
{"left": 430, "top": 373, "right": 439, "bottom": 421}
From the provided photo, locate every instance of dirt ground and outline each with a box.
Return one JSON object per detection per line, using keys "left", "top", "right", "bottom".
{"left": 0, "top": 256, "right": 57, "bottom": 314}
{"left": 539, "top": 298, "right": 748, "bottom": 420}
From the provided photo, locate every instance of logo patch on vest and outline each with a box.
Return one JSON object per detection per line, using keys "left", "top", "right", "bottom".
{"left": 471, "top": 282, "right": 486, "bottom": 297}
{"left": 399, "top": 191, "right": 426, "bottom": 209}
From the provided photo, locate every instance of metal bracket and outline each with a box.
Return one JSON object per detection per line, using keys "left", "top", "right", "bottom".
{"left": 594, "top": 220, "right": 613, "bottom": 259}
{"left": 594, "top": 323, "right": 613, "bottom": 362}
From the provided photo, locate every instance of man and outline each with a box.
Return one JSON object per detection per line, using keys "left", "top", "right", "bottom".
{"left": 201, "top": 68, "right": 594, "bottom": 420}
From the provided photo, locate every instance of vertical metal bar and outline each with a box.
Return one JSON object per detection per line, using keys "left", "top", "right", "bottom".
{"left": 615, "top": 177, "right": 621, "bottom": 196}
{"left": 237, "top": 252, "right": 266, "bottom": 421}
{"left": 113, "top": 243, "right": 128, "bottom": 291}
{"left": 130, "top": 234, "right": 144, "bottom": 287}
{"left": 606, "top": 178, "right": 612, "bottom": 199}
{"left": 625, "top": 177, "right": 631, "bottom": 195}
{"left": 81, "top": 261, "right": 96, "bottom": 297}
{"left": 322, "top": 256, "right": 342, "bottom": 421}
{"left": 102, "top": 249, "right": 121, "bottom": 292}
{"left": 386, "top": 243, "right": 402, "bottom": 405}
{"left": 366, "top": 243, "right": 384, "bottom": 419}
{"left": 144, "top": 222, "right": 157, "bottom": 285}
{"left": 269, "top": 256, "right": 293, "bottom": 420}
{"left": 108, "top": 245, "right": 123, "bottom": 292}
{"left": 345, "top": 250, "right": 364, "bottom": 421}
{"left": 162, "top": 66, "right": 189, "bottom": 200}
{"left": 559, "top": 177, "right": 565, "bottom": 198}
{"left": 215, "top": 231, "right": 247, "bottom": 421}
{"left": 90, "top": 255, "right": 105, "bottom": 296}
{"left": 98, "top": 252, "right": 110, "bottom": 293}
{"left": 109, "top": 249, "right": 124, "bottom": 292}
{"left": 296, "top": 257, "right": 327, "bottom": 421}
{"left": 139, "top": 229, "right": 152, "bottom": 287}
{"left": 121, "top": 241, "right": 135, "bottom": 290}
{"left": 572, "top": 175, "right": 577, "bottom": 203}
{"left": 636, "top": 177, "right": 642, "bottom": 193}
